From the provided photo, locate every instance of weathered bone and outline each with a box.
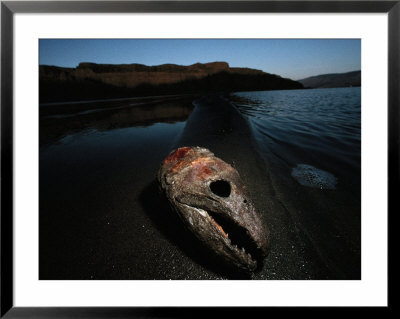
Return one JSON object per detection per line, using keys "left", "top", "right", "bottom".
{"left": 158, "top": 146, "right": 270, "bottom": 271}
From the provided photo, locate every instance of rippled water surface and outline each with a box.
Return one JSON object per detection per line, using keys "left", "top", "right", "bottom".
{"left": 230, "top": 87, "right": 361, "bottom": 279}
{"left": 231, "top": 87, "right": 361, "bottom": 193}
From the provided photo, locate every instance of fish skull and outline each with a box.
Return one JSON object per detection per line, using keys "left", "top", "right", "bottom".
{"left": 158, "top": 146, "right": 270, "bottom": 271}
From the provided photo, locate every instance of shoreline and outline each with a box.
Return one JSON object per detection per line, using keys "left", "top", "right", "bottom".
{"left": 39, "top": 93, "right": 359, "bottom": 279}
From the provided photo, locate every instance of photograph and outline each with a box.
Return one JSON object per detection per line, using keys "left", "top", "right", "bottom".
{"left": 39, "top": 39, "right": 361, "bottom": 280}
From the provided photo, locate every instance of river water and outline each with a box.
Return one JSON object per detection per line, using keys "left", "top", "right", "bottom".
{"left": 230, "top": 87, "right": 361, "bottom": 279}
{"left": 231, "top": 87, "right": 361, "bottom": 192}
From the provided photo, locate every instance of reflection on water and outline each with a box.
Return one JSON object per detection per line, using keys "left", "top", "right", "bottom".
{"left": 40, "top": 95, "right": 195, "bottom": 147}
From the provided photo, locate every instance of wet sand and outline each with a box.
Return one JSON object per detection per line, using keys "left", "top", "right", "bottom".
{"left": 40, "top": 94, "right": 359, "bottom": 280}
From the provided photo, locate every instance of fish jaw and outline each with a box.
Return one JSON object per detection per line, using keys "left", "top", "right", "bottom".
{"left": 158, "top": 146, "right": 270, "bottom": 271}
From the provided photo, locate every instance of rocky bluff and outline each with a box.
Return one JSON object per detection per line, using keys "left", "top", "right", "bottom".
{"left": 40, "top": 61, "right": 303, "bottom": 103}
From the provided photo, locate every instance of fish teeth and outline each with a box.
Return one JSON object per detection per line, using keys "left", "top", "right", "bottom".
{"left": 181, "top": 204, "right": 207, "bottom": 217}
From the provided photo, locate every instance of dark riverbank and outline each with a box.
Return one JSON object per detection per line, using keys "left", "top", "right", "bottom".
{"left": 39, "top": 62, "right": 303, "bottom": 103}
{"left": 39, "top": 93, "right": 360, "bottom": 279}
{"left": 298, "top": 70, "right": 361, "bottom": 88}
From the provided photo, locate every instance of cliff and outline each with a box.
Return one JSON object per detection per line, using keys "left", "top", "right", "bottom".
{"left": 39, "top": 61, "right": 303, "bottom": 103}
{"left": 298, "top": 70, "right": 361, "bottom": 89}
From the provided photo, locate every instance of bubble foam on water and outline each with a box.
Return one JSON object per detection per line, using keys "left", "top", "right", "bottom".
{"left": 291, "top": 164, "right": 337, "bottom": 190}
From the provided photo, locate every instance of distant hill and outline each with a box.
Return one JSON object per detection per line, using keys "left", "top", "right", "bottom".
{"left": 298, "top": 70, "right": 361, "bottom": 89}
{"left": 39, "top": 62, "right": 303, "bottom": 103}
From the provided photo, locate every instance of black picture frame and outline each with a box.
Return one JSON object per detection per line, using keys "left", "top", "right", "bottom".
{"left": 1, "top": 1, "right": 396, "bottom": 317}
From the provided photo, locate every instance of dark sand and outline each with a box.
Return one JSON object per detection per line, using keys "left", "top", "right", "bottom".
{"left": 40, "top": 95, "right": 359, "bottom": 280}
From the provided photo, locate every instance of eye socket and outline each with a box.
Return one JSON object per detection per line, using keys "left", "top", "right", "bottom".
{"left": 210, "top": 180, "right": 231, "bottom": 197}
